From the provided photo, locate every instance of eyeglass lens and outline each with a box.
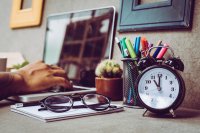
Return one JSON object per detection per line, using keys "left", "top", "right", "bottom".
{"left": 43, "top": 94, "right": 110, "bottom": 112}
{"left": 83, "top": 94, "right": 110, "bottom": 111}
{"left": 44, "top": 95, "right": 73, "bottom": 112}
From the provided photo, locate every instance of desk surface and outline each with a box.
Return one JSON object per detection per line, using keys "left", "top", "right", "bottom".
{"left": 1, "top": 100, "right": 200, "bottom": 133}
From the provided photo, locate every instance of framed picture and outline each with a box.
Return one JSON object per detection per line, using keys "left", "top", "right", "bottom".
{"left": 10, "top": 0, "right": 44, "bottom": 29}
{"left": 118, "top": 0, "right": 194, "bottom": 32}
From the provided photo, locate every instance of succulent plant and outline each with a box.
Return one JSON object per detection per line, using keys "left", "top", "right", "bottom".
{"left": 95, "top": 59, "right": 123, "bottom": 78}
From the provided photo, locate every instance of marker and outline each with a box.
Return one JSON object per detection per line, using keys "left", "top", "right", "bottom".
{"left": 135, "top": 37, "right": 140, "bottom": 55}
{"left": 152, "top": 40, "right": 162, "bottom": 58}
{"left": 115, "top": 37, "right": 122, "bottom": 52}
{"left": 125, "top": 38, "right": 137, "bottom": 58}
{"left": 141, "top": 37, "right": 148, "bottom": 57}
{"left": 156, "top": 43, "right": 169, "bottom": 59}
{"left": 133, "top": 37, "right": 138, "bottom": 52}
{"left": 120, "top": 37, "right": 130, "bottom": 58}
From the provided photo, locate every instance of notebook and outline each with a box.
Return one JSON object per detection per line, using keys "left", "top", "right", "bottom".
{"left": 8, "top": 6, "right": 117, "bottom": 103}
{"left": 10, "top": 102, "right": 124, "bottom": 122}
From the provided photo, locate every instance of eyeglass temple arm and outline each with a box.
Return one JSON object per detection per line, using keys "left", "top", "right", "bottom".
{"left": 72, "top": 105, "right": 87, "bottom": 109}
{"left": 72, "top": 103, "right": 115, "bottom": 109}
{"left": 38, "top": 107, "right": 47, "bottom": 111}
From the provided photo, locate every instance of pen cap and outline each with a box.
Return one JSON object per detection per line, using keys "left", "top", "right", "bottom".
{"left": 115, "top": 37, "right": 120, "bottom": 43}
{"left": 134, "top": 37, "right": 140, "bottom": 56}
{"left": 133, "top": 37, "right": 138, "bottom": 51}
{"left": 141, "top": 37, "right": 148, "bottom": 57}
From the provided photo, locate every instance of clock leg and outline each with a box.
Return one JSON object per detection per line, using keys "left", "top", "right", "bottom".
{"left": 169, "top": 109, "right": 176, "bottom": 118}
{"left": 142, "top": 109, "right": 148, "bottom": 117}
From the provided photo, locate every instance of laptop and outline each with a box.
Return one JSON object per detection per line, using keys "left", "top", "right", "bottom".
{"left": 9, "top": 6, "right": 117, "bottom": 103}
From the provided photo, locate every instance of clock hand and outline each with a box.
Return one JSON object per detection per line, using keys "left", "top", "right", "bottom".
{"left": 153, "top": 80, "right": 159, "bottom": 87}
{"left": 153, "top": 79, "right": 161, "bottom": 91}
{"left": 158, "top": 75, "right": 162, "bottom": 91}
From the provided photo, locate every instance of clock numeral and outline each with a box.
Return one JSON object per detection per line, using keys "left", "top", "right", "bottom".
{"left": 165, "top": 76, "right": 168, "bottom": 80}
{"left": 158, "top": 74, "right": 162, "bottom": 77}
{"left": 146, "top": 80, "right": 151, "bottom": 84}
{"left": 151, "top": 75, "right": 155, "bottom": 79}
{"left": 169, "top": 94, "right": 172, "bottom": 98}
{"left": 145, "top": 86, "right": 148, "bottom": 90}
{"left": 171, "top": 87, "right": 174, "bottom": 91}
{"left": 170, "top": 81, "right": 173, "bottom": 85}
{"left": 151, "top": 98, "right": 154, "bottom": 102}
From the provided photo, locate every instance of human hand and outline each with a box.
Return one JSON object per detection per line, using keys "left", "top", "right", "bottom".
{"left": 14, "top": 60, "right": 72, "bottom": 94}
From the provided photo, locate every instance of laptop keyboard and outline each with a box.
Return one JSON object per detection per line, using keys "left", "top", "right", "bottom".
{"left": 47, "top": 86, "right": 86, "bottom": 93}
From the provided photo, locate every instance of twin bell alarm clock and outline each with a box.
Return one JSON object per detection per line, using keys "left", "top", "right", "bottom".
{"left": 135, "top": 46, "right": 185, "bottom": 117}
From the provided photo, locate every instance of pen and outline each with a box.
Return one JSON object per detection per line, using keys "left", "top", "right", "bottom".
{"left": 115, "top": 37, "right": 122, "bottom": 53}
{"left": 156, "top": 43, "right": 169, "bottom": 59}
{"left": 152, "top": 40, "right": 162, "bottom": 58}
{"left": 125, "top": 38, "right": 137, "bottom": 59}
{"left": 13, "top": 102, "right": 40, "bottom": 108}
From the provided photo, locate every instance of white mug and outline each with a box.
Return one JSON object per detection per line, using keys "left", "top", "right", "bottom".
{"left": 0, "top": 58, "right": 7, "bottom": 72}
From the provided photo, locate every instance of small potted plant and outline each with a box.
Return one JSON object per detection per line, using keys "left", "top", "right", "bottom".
{"left": 95, "top": 59, "right": 123, "bottom": 101}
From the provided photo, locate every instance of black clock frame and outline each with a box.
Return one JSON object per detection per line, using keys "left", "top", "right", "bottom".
{"left": 135, "top": 65, "right": 185, "bottom": 114}
{"left": 118, "top": 0, "right": 194, "bottom": 32}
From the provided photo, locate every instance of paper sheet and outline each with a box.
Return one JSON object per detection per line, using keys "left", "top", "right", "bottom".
{"left": 10, "top": 101, "right": 124, "bottom": 122}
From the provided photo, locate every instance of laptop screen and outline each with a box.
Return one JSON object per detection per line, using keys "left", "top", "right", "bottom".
{"left": 43, "top": 7, "right": 116, "bottom": 87}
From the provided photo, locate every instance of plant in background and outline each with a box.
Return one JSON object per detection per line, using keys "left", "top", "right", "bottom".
{"left": 12, "top": 60, "right": 29, "bottom": 70}
{"left": 95, "top": 59, "right": 123, "bottom": 78}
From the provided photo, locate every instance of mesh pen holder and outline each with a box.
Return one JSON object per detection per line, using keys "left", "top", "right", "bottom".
{"left": 122, "top": 58, "right": 141, "bottom": 107}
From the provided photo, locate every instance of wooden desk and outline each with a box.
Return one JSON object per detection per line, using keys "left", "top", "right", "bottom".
{"left": 1, "top": 100, "right": 200, "bottom": 133}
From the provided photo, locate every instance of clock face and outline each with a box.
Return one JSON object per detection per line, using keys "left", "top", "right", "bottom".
{"left": 137, "top": 66, "right": 180, "bottom": 110}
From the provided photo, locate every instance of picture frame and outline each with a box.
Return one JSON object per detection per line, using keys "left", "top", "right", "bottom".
{"left": 10, "top": 0, "right": 44, "bottom": 29}
{"left": 118, "top": 0, "right": 194, "bottom": 32}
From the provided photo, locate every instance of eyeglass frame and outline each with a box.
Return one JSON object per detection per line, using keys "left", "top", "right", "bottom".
{"left": 38, "top": 93, "right": 116, "bottom": 113}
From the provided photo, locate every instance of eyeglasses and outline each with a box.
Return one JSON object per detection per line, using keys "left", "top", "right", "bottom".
{"left": 38, "top": 94, "right": 116, "bottom": 113}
